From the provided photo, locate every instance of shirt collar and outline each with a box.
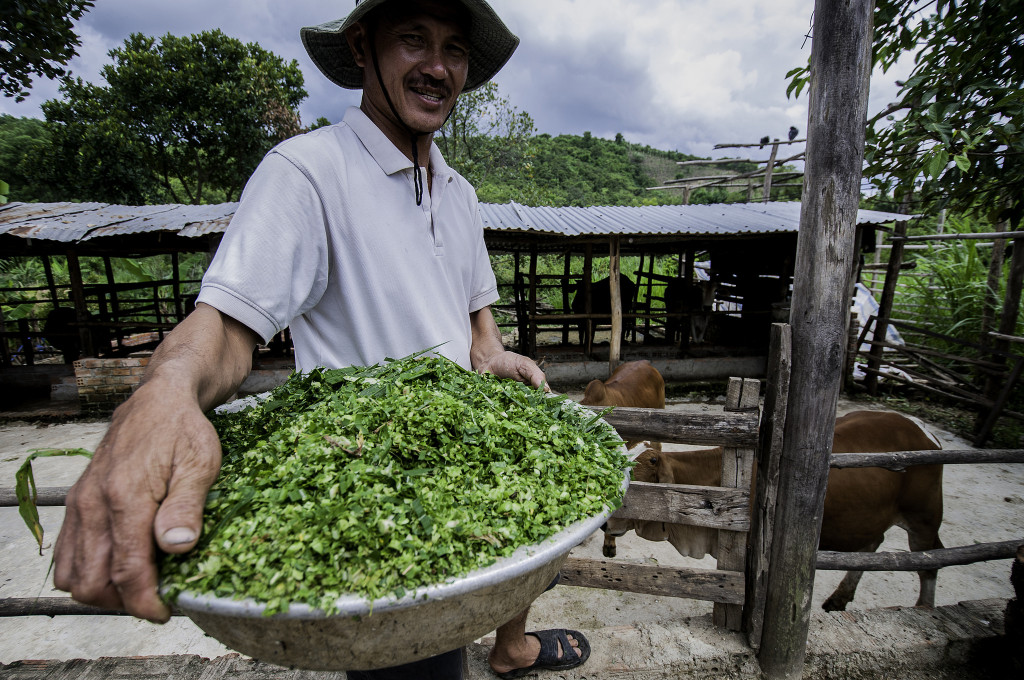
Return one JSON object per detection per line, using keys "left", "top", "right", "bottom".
{"left": 343, "top": 106, "right": 455, "bottom": 184}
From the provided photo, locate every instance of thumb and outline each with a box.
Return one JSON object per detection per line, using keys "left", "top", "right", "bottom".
{"left": 153, "top": 452, "right": 221, "bottom": 554}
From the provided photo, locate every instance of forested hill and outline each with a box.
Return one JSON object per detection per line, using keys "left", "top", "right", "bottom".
{"left": 438, "top": 129, "right": 758, "bottom": 208}
{"left": 0, "top": 112, "right": 756, "bottom": 208}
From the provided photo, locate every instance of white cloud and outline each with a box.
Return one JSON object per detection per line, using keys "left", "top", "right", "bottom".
{"left": 1, "top": 0, "right": 915, "bottom": 163}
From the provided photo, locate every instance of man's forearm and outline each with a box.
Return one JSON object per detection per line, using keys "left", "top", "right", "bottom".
{"left": 469, "top": 306, "right": 505, "bottom": 370}
{"left": 140, "top": 302, "right": 259, "bottom": 410}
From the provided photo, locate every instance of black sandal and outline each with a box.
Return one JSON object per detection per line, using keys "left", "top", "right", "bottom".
{"left": 494, "top": 629, "right": 591, "bottom": 679}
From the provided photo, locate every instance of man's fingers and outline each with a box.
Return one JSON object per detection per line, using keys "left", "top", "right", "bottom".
{"left": 108, "top": 493, "right": 168, "bottom": 622}
{"left": 154, "top": 429, "right": 221, "bottom": 555}
{"left": 52, "top": 497, "right": 78, "bottom": 593}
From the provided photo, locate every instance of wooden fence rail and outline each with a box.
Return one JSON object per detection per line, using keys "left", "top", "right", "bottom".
{"left": 609, "top": 481, "right": 750, "bottom": 531}
{"left": 829, "top": 449, "right": 1024, "bottom": 470}
{"left": 817, "top": 539, "right": 1023, "bottom": 571}
{"left": 587, "top": 406, "right": 760, "bottom": 447}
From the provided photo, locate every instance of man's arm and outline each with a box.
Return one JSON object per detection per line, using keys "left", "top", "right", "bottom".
{"left": 53, "top": 303, "right": 259, "bottom": 623}
{"left": 469, "top": 306, "right": 548, "bottom": 390}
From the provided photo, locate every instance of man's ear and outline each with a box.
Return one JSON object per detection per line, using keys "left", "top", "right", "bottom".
{"left": 345, "top": 23, "right": 369, "bottom": 68}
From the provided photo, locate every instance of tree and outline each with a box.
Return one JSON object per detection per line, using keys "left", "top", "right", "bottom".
{"left": 0, "top": 114, "right": 62, "bottom": 202}
{"left": 1, "top": 1, "right": 94, "bottom": 102}
{"left": 42, "top": 30, "right": 307, "bottom": 204}
{"left": 436, "top": 81, "right": 536, "bottom": 188}
{"left": 789, "top": 0, "right": 1024, "bottom": 226}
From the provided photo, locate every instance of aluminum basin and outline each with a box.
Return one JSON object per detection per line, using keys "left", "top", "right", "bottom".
{"left": 168, "top": 400, "right": 626, "bottom": 671}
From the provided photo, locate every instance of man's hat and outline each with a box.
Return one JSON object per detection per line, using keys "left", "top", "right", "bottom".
{"left": 300, "top": 0, "right": 519, "bottom": 93}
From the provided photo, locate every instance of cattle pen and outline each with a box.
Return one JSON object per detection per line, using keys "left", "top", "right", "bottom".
{"left": 2, "top": 1, "right": 1024, "bottom": 679}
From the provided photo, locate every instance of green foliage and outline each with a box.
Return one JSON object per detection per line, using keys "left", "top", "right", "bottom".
{"left": 0, "top": 114, "right": 62, "bottom": 202}
{"left": 789, "top": 0, "right": 1024, "bottom": 225}
{"left": 0, "top": 1, "right": 94, "bottom": 101}
{"left": 40, "top": 30, "right": 308, "bottom": 204}
{"left": 15, "top": 448, "right": 93, "bottom": 554}
{"left": 0, "top": 253, "right": 208, "bottom": 325}
{"left": 435, "top": 82, "right": 712, "bottom": 207}
{"left": 160, "top": 353, "right": 627, "bottom": 613}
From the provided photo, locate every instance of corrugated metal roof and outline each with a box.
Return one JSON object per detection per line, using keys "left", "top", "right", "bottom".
{"left": 0, "top": 200, "right": 911, "bottom": 244}
{"left": 477, "top": 201, "right": 909, "bottom": 237}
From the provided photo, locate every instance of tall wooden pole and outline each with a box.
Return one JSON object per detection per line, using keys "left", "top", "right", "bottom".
{"left": 762, "top": 142, "right": 779, "bottom": 202}
{"left": 608, "top": 236, "right": 622, "bottom": 373}
{"left": 757, "top": 1, "right": 875, "bottom": 678}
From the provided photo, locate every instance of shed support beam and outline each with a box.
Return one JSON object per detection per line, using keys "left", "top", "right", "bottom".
{"left": 756, "top": 1, "right": 875, "bottom": 678}
{"left": 608, "top": 236, "right": 622, "bottom": 373}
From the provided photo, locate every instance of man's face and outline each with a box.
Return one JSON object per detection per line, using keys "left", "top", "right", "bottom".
{"left": 349, "top": 0, "right": 471, "bottom": 137}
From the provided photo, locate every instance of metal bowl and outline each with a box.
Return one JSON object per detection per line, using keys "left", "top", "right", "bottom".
{"left": 168, "top": 399, "right": 626, "bottom": 671}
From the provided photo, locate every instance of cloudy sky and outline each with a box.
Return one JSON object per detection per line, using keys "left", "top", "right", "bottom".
{"left": 2, "top": 0, "right": 912, "bottom": 160}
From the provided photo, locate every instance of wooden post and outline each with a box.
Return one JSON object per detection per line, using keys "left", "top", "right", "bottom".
{"left": 757, "top": 1, "right": 874, "bottom": 678}
{"left": 979, "top": 210, "right": 1009, "bottom": 349}
{"left": 65, "top": 252, "right": 94, "bottom": 357}
{"left": 561, "top": 251, "right": 572, "bottom": 345}
{"left": 172, "top": 251, "right": 183, "bottom": 322}
{"left": 842, "top": 225, "right": 865, "bottom": 389}
{"left": 102, "top": 256, "right": 121, "bottom": 351}
{"left": 714, "top": 376, "right": 759, "bottom": 630}
{"left": 513, "top": 251, "right": 528, "bottom": 355}
{"left": 583, "top": 245, "right": 593, "bottom": 355}
{"left": 747, "top": 179, "right": 755, "bottom": 203}
{"left": 41, "top": 255, "right": 59, "bottom": 308}
{"left": 762, "top": 142, "right": 779, "bottom": 202}
{"left": 865, "top": 217, "right": 907, "bottom": 395}
{"left": 609, "top": 237, "right": 622, "bottom": 373}
{"left": 0, "top": 303, "right": 10, "bottom": 368}
{"left": 977, "top": 236, "right": 1024, "bottom": 441}
{"left": 682, "top": 248, "right": 695, "bottom": 348}
{"left": 528, "top": 247, "right": 538, "bottom": 357}
{"left": 743, "top": 323, "right": 792, "bottom": 649}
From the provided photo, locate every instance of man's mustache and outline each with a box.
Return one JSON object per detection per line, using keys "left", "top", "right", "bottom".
{"left": 407, "top": 77, "right": 452, "bottom": 98}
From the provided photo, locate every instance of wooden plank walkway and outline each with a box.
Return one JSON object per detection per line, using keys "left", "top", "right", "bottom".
{"left": 1, "top": 599, "right": 1015, "bottom": 679}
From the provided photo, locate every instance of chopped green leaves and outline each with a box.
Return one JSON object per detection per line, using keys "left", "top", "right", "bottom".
{"left": 160, "top": 353, "right": 627, "bottom": 615}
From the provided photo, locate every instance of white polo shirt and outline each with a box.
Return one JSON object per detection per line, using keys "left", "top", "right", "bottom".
{"left": 197, "top": 107, "right": 499, "bottom": 372}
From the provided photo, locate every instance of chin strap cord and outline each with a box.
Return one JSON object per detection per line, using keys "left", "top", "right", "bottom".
{"left": 369, "top": 33, "right": 426, "bottom": 205}
{"left": 367, "top": 28, "right": 460, "bottom": 206}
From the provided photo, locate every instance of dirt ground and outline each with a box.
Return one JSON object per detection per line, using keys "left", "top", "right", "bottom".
{"left": 0, "top": 395, "right": 1021, "bottom": 665}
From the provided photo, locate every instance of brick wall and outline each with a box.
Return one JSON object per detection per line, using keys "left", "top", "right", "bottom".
{"left": 73, "top": 354, "right": 152, "bottom": 414}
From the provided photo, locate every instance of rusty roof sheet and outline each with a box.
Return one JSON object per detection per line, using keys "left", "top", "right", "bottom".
{"left": 0, "top": 201, "right": 911, "bottom": 244}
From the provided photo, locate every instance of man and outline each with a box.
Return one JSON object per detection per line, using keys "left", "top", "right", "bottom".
{"left": 52, "top": 1, "right": 590, "bottom": 678}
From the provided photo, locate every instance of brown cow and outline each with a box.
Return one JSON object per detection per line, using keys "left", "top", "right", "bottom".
{"left": 581, "top": 360, "right": 666, "bottom": 557}
{"left": 603, "top": 410, "right": 944, "bottom": 611}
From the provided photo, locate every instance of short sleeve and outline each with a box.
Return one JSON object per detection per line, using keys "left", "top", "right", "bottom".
{"left": 466, "top": 194, "right": 499, "bottom": 313}
{"left": 197, "top": 152, "right": 330, "bottom": 343}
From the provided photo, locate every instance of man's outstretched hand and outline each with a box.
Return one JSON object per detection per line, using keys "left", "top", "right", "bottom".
{"left": 53, "top": 384, "right": 222, "bottom": 622}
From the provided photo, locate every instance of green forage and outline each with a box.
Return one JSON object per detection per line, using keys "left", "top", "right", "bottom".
{"left": 159, "top": 352, "right": 627, "bottom": 615}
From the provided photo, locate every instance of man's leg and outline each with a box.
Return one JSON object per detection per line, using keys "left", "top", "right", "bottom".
{"left": 487, "top": 606, "right": 584, "bottom": 675}
{"left": 346, "top": 647, "right": 463, "bottom": 680}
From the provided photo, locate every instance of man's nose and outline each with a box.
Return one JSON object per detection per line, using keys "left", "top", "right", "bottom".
{"left": 420, "top": 44, "right": 448, "bottom": 80}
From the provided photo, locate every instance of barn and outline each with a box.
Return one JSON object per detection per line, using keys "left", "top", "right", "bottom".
{"left": 0, "top": 199, "right": 908, "bottom": 400}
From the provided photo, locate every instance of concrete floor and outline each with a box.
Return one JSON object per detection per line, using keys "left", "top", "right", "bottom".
{"left": 1, "top": 400, "right": 1020, "bottom": 677}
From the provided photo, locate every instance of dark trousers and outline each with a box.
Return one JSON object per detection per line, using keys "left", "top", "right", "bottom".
{"left": 345, "top": 647, "right": 463, "bottom": 680}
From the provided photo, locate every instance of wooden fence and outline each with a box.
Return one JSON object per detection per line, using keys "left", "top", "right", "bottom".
{"left": 1, "top": 326, "right": 1021, "bottom": 670}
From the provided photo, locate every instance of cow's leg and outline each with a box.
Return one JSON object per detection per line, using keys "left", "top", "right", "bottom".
{"left": 821, "top": 537, "right": 883, "bottom": 611}
{"left": 907, "top": 529, "right": 944, "bottom": 608}
{"left": 601, "top": 519, "right": 631, "bottom": 558}
{"left": 602, "top": 532, "right": 618, "bottom": 558}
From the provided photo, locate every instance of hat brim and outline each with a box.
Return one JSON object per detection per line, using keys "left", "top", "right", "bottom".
{"left": 300, "top": 0, "right": 519, "bottom": 92}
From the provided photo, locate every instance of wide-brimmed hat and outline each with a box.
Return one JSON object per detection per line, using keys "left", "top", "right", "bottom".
{"left": 300, "top": 0, "right": 519, "bottom": 93}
